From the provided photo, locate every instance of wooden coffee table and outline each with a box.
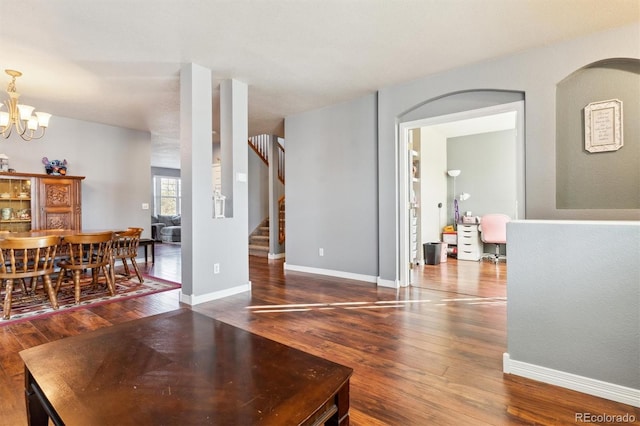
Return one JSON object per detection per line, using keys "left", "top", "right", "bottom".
{"left": 20, "top": 309, "right": 353, "bottom": 425}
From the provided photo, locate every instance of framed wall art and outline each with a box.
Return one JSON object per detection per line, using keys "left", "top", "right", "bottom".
{"left": 584, "top": 99, "right": 623, "bottom": 153}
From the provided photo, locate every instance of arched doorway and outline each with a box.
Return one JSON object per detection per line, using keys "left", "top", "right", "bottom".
{"left": 397, "top": 91, "right": 525, "bottom": 286}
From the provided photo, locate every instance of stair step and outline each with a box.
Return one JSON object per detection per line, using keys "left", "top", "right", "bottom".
{"left": 249, "top": 244, "right": 269, "bottom": 257}
{"left": 249, "top": 217, "right": 278, "bottom": 254}
{"left": 249, "top": 237, "right": 269, "bottom": 247}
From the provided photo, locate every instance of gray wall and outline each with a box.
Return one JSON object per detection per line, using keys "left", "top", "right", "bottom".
{"left": 447, "top": 130, "right": 517, "bottom": 220}
{"left": 248, "top": 147, "right": 269, "bottom": 232}
{"left": 556, "top": 59, "right": 640, "bottom": 209}
{"left": 376, "top": 23, "right": 640, "bottom": 283}
{"left": 284, "top": 24, "right": 639, "bottom": 284}
{"left": 0, "top": 116, "right": 152, "bottom": 238}
{"left": 151, "top": 166, "right": 180, "bottom": 178}
{"left": 507, "top": 220, "right": 640, "bottom": 390}
{"left": 285, "top": 93, "right": 378, "bottom": 276}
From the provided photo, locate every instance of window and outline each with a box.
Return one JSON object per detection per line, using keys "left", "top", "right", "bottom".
{"left": 153, "top": 176, "right": 181, "bottom": 216}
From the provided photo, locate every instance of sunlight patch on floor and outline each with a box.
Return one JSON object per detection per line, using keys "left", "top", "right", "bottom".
{"left": 246, "top": 297, "right": 506, "bottom": 313}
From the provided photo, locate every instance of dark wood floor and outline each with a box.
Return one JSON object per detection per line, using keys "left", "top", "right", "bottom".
{"left": 1, "top": 245, "right": 638, "bottom": 425}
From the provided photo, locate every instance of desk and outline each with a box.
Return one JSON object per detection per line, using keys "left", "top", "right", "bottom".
{"left": 20, "top": 309, "right": 353, "bottom": 425}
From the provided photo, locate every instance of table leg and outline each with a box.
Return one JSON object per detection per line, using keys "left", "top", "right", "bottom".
{"left": 336, "top": 379, "right": 350, "bottom": 426}
{"left": 139, "top": 240, "right": 155, "bottom": 264}
{"left": 24, "top": 368, "right": 52, "bottom": 426}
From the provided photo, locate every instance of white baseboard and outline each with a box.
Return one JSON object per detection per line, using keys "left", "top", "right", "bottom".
{"left": 268, "top": 252, "right": 286, "bottom": 260}
{"left": 283, "top": 263, "right": 377, "bottom": 283}
{"left": 503, "top": 353, "right": 640, "bottom": 407}
{"left": 376, "top": 277, "right": 399, "bottom": 288}
{"left": 180, "top": 282, "right": 251, "bottom": 306}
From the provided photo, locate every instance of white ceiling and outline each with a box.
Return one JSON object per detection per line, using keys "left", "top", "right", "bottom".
{"left": 427, "top": 111, "right": 517, "bottom": 138}
{"left": 1, "top": 0, "right": 638, "bottom": 168}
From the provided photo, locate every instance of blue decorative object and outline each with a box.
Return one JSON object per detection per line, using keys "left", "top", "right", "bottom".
{"left": 42, "top": 157, "right": 68, "bottom": 175}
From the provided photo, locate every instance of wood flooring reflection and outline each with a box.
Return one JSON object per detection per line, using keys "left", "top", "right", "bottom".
{"left": 0, "top": 245, "right": 637, "bottom": 425}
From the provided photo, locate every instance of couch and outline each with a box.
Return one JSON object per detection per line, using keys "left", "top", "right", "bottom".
{"left": 151, "top": 215, "right": 181, "bottom": 243}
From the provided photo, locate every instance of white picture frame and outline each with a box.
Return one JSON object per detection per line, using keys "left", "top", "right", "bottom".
{"left": 584, "top": 99, "right": 623, "bottom": 153}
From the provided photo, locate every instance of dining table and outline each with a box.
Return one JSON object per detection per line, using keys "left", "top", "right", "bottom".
{"left": 0, "top": 228, "right": 122, "bottom": 239}
{"left": 0, "top": 228, "right": 126, "bottom": 289}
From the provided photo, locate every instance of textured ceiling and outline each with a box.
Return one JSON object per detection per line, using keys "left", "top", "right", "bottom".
{"left": 0, "top": 0, "right": 638, "bottom": 168}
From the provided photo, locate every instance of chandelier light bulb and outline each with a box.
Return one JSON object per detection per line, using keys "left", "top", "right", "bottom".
{"left": 1, "top": 69, "right": 52, "bottom": 141}
{"left": 27, "top": 116, "right": 39, "bottom": 130}
{"left": 35, "top": 111, "right": 52, "bottom": 127}
{"left": 0, "top": 111, "right": 9, "bottom": 128}
{"left": 18, "top": 104, "right": 35, "bottom": 121}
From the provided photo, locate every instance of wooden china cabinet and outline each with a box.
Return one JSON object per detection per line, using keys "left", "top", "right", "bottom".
{"left": 0, "top": 172, "right": 84, "bottom": 232}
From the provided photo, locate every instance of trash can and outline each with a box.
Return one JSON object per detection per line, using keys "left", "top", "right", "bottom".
{"left": 423, "top": 242, "right": 442, "bottom": 265}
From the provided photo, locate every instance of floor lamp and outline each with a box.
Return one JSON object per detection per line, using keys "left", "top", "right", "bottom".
{"left": 447, "top": 170, "right": 461, "bottom": 227}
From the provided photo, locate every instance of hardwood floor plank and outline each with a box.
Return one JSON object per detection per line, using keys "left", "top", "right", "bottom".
{"left": 0, "top": 246, "right": 638, "bottom": 425}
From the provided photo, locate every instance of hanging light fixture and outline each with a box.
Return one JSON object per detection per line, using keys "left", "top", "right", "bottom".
{"left": 0, "top": 69, "right": 52, "bottom": 141}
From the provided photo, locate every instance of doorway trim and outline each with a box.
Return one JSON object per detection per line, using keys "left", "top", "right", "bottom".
{"left": 398, "top": 101, "right": 525, "bottom": 286}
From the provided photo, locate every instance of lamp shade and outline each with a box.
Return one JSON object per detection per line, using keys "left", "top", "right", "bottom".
{"left": 35, "top": 112, "right": 52, "bottom": 127}
{"left": 17, "top": 104, "right": 35, "bottom": 121}
{"left": 447, "top": 169, "right": 461, "bottom": 177}
{"left": 0, "top": 111, "right": 9, "bottom": 127}
{"left": 27, "top": 116, "right": 38, "bottom": 130}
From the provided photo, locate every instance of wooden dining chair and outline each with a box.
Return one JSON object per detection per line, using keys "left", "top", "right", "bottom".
{"left": 55, "top": 231, "right": 115, "bottom": 305}
{"left": 112, "top": 227, "right": 144, "bottom": 284}
{"left": 0, "top": 235, "right": 61, "bottom": 320}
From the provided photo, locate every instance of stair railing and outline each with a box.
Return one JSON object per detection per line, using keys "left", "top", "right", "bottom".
{"left": 278, "top": 195, "right": 285, "bottom": 244}
{"left": 276, "top": 142, "right": 285, "bottom": 184}
{"left": 248, "top": 135, "right": 270, "bottom": 166}
{"left": 248, "top": 135, "right": 285, "bottom": 185}
{"left": 248, "top": 135, "right": 286, "bottom": 244}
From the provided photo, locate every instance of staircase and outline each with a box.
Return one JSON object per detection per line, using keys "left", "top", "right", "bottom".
{"left": 247, "top": 135, "right": 286, "bottom": 258}
{"left": 248, "top": 135, "right": 285, "bottom": 185}
{"left": 249, "top": 218, "right": 270, "bottom": 257}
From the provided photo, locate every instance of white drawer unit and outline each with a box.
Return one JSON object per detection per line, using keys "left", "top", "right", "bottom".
{"left": 456, "top": 224, "right": 483, "bottom": 261}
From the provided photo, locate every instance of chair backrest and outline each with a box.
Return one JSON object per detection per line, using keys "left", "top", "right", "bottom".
{"left": 61, "top": 231, "right": 114, "bottom": 268}
{"left": 113, "top": 227, "right": 142, "bottom": 258}
{"left": 0, "top": 235, "right": 61, "bottom": 278}
{"left": 479, "top": 214, "right": 510, "bottom": 244}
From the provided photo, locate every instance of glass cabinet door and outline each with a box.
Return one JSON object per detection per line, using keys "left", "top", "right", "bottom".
{"left": 0, "top": 177, "right": 33, "bottom": 232}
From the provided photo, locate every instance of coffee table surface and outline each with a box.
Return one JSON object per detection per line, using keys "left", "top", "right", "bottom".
{"left": 20, "top": 309, "right": 353, "bottom": 425}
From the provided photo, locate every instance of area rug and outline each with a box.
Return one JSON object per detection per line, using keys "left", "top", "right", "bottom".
{"left": 1, "top": 275, "right": 181, "bottom": 325}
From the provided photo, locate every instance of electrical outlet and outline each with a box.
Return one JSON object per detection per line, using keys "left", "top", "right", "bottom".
{"left": 214, "top": 263, "right": 220, "bottom": 274}
{"left": 319, "top": 248, "right": 324, "bottom": 257}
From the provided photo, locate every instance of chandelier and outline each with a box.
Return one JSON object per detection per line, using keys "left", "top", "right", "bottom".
{"left": 0, "top": 69, "right": 52, "bottom": 141}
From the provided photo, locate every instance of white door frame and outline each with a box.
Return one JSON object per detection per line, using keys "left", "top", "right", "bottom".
{"left": 398, "top": 101, "right": 525, "bottom": 287}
